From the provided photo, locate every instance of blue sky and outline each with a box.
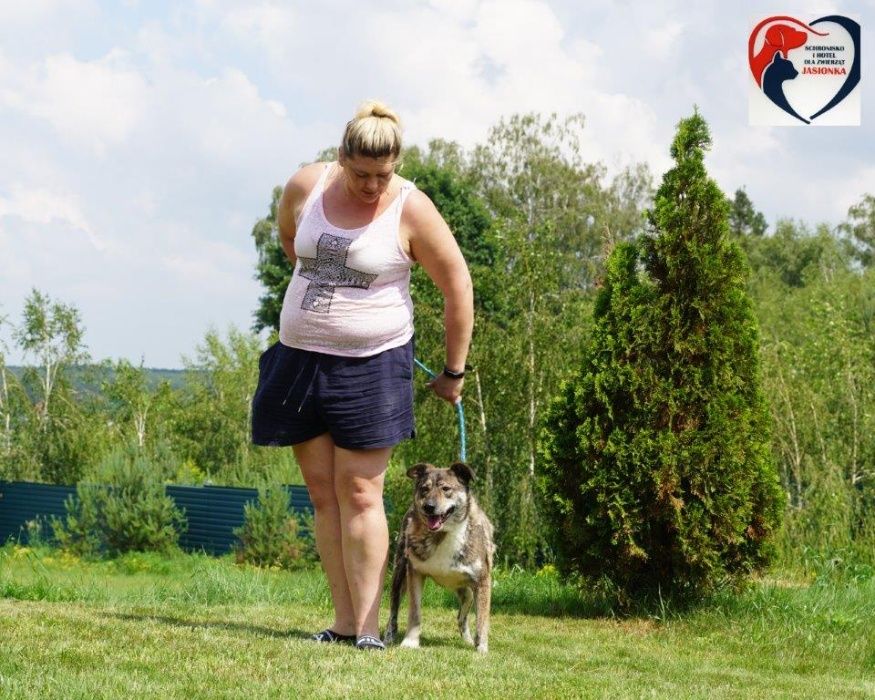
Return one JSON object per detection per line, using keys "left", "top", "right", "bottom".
{"left": 1, "top": 0, "right": 873, "bottom": 368}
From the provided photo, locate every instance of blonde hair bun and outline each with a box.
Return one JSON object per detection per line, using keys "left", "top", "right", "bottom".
{"left": 355, "top": 100, "right": 401, "bottom": 125}
{"left": 342, "top": 99, "right": 403, "bottom": 159}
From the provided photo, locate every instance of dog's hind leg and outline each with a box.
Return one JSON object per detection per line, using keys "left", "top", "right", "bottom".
{"left": 400, "top": 569, "right": 425, "bottom": 648}
{"left": 473, "top": 579, "right": 491, "bottom": 653}
{"left": 385, "top": 515, "right": 413, "bottom": 645}
{"left": 456, "top": 587, "right": 474, "bottom": 645}
{"left": 384, "top": 556, "right": 407, "bottom": 644}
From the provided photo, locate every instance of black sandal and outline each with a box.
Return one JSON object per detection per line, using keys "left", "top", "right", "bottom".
{"left": 355, "top": 634, "right": 386, "bottom": 651}
{"left": 311, "top": 629, "right": 356, "bottom": 644}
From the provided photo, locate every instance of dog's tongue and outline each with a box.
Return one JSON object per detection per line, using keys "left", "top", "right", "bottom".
{"left": 427, "top": 515, "right": 443, "bottom": 531}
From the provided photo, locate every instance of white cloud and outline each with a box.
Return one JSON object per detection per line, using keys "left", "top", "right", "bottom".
{"left": 352, "top": 0, "right": 667, "bottom": 177}
{"left": 162, "top": 240, "right": 252, "bottom": 287}
{"left": 0, "top": 186, "right": 104, "bottom": 251}
{"left": 221, "top": 3, "right": 296, "bottom": 52}
{"left": 476, "top": 0, "right": 565, "bottom": 63}
{"left": 643, "top": 20, "right": 685, "bottom": 59}
{"left": 185, "top": 68, "right": 292, "bottom": 163}
{"left": 3, "top": 51, "right": 148, "bottom": 154}
{"left": 0, "top": 0, "right": 95, "bottom": 24}
{"left": 427, "top": 0, "right": 479, "bottom": 23}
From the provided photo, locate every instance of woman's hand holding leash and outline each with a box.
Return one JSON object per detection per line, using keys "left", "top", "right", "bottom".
{"left": 415, "top": 358, "right": 468, "bottom": 462}
{"left": 427, "top": 373, "right": 464, "bottom": 404}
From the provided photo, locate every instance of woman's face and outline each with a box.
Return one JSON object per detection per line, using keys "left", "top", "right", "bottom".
{"left": 339, "top": 153, "right": 397, "bottom": 204}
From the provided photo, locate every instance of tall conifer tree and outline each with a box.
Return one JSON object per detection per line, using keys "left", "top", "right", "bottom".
{"left": 541, "top": 112, "right": 783, "bottom": 597}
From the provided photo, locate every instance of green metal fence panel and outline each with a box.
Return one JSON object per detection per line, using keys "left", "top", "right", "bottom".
{"left": 0, "top": 481, "right": 313, "bottom": 555}
{"left": 167, "top": 484, "right": 313, "bottom": 555}
{"left": 0, "top": 482, "right": 76, "bottom": 544}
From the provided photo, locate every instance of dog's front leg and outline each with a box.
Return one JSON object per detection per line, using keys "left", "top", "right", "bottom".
{"left": 400, "top": 569, "right": 425, "bottom": 648}
{"left": 456, "top": 587, "right": 474, "bottom": 645}
{"left": 473, "top": 578, "right": 491, "bottom": 653}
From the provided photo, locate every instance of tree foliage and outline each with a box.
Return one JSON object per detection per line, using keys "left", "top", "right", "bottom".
{"left": 729, "top": 188, "right": 768, "bottom": 239}
{"left": 756, "top": 263, "right": 875, "bottom": 568}
{"left": 53, "top": 448, "right": 186, "bottom": 557}
{"left": 251, "top": 187, "right": 286, "bottom": 333}
{"left": 233, "top": 484, "right": 313, "bottom": 570}
{"left": 2, "top": 290, "right": 102, "bottom": 483}
{"left": 102, "top": 359, "right": 175, "bottom": 451}
{"left": 540, "top": 112, "right": 784, "bottom": 597}
{"left": 173, "top": 328, "right": 264, "bottom": 477}
{"left": 745, "top": 219, "right": 847, "bottom": 288}
{"left": 839, "top": 193, "right": 875, "bottom": 268}
{"left": 14, "top": 289, "right": 87, "bottom": 424}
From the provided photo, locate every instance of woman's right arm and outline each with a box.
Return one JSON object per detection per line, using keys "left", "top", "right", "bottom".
{"left": 277, "top": 163, "right": 325, "bottom": 266}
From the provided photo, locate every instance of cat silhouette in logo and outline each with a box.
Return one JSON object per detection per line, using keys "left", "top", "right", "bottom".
{"left": 762, "top": 52, "right": 809, "bottom": 124}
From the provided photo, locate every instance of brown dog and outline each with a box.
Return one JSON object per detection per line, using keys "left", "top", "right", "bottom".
{"left": 384, "top": 462, "right": 495, "bottom": 653}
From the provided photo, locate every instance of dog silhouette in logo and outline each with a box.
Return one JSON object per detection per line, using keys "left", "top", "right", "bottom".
{"left": 750, "top": 24, "right": 808, "bottom": 86}
{"left": 762, "top": 52, "right": 809, "bottom": 124}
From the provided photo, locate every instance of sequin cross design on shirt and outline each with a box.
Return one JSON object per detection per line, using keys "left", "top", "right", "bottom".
{"left": 297, "top": 233, "right": 378, "bottom": 314}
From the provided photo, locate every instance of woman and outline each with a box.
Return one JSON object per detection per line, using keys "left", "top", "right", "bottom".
{"left": 251, "top": 101, "right": 473, "bottom": 650}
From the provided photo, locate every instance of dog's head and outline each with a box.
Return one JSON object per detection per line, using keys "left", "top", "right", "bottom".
{"left": 406, "top": 462, "right": 475, "bottom": 532}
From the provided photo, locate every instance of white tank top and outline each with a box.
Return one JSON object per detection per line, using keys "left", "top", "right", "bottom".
{"left": 279, "top": 163, "right": 416, "bottom": 357}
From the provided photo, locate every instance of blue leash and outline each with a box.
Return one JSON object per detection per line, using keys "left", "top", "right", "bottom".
{"left": 414, "top": 358, "right": 467, "bottom": 462}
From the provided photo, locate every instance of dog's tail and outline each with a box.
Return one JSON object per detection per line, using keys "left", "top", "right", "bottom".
{"left": 384, "top": 513, "right": 411, "bottom": 644}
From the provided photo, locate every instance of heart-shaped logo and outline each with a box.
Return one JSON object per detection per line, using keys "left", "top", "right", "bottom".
{"left": 748, "top": 15, "right": 860, "bottom": 125}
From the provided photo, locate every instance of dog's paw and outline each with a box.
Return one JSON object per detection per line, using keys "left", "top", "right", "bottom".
{"left": 399, "top": 637, "right": 420, "bottom": 649}
{"left": 461, "top": 631, "right": 474, "bottom": 645}
{"left": 475, "top": 642, "right": 488, "bottom": 654}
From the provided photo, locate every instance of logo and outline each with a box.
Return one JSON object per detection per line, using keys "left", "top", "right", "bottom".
{"left": 748, "top": 15, "right": 860, "bottom": 125}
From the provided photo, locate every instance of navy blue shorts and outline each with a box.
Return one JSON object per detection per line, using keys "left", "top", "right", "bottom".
{"left": 251, "top": 339, "right": 415, "bottom": 450}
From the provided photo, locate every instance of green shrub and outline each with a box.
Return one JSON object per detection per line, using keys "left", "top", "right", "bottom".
{"left": 20, "top": 515, "right": 52, "bottom": 548}
{"left": 52, "top": 484, "right": 104, "bottom": 557}
{"left": 52, "top": 449, "right": 186, "bottom": 557}
{"left": 233, "top": 484, "right": 313, "bottom": 570}
{"left": 540, "top": 112, "right": 784, "bottom": 601}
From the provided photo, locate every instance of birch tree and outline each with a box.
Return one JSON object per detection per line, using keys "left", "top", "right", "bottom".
{"left": 13, "top": 289, "right": 87, "bottom": 426}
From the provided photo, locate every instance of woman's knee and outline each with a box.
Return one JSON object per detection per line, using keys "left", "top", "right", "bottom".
{"left": 332, "top": 446, "right": 390, "bottom": 516}
{"left": 302, "top": 472, "right": 338, "bottom": 512}
{"left": 335, "top": 474, "right": 384, "bottom": 516}
{"left": 294, "top": 435, "right": 338, "bottom": 512}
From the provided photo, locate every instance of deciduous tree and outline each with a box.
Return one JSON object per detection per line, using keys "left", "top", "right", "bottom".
{"left": 13, "top": 289, "right": 87, "bottom": 425}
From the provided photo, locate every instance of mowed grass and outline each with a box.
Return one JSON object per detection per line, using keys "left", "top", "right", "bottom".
{"left": 1, "top": 544, "right": 873, "bottom": 699}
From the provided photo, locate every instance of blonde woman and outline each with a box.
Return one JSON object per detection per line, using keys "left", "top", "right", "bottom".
{"left": 252, "top": 101, "right": 473, "bottom": 650}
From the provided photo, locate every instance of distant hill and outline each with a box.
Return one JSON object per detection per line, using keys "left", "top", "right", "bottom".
{"left": 6, "top": 365, "right": 193, "bottom": 396}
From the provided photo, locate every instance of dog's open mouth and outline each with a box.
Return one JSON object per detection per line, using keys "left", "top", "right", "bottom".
{"left": 426, "top": 506, "right": 455, "bottom": 531}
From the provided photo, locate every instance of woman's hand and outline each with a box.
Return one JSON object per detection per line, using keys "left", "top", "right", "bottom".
{"left": 427, "top": 373, "right": 464, "bottom": 404}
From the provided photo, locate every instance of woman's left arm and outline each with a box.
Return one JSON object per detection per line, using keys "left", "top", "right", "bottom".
{"left": 404, "top": 190, "right": 474, "bottom": 404}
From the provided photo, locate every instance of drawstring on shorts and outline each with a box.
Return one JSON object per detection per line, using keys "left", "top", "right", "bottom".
{"left": 281, "top": 352, "right": 320, "bottom": 412}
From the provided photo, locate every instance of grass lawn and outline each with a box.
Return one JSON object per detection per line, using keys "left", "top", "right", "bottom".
{"left": 1, "top": 544, "right": 873, "bottom": 699}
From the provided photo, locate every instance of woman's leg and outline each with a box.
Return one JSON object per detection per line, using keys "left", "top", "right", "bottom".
{"left": 293, "top": 433, "right": 356, "bottom": 635}
{"left": 333, "top": 445, "right": 392, "bottom": 638}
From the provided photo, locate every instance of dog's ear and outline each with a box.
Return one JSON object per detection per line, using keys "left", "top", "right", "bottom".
{"left": 449, "top": 462, "right": 475, "bottom": 485}
{"left": 406, "top": 463, "right": 430, "bottom": 481}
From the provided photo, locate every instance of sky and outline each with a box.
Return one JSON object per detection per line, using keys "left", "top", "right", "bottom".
{"left": 1, "top": 0, "right": 873, "bottom": 368}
